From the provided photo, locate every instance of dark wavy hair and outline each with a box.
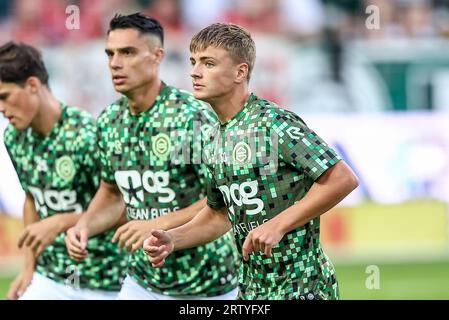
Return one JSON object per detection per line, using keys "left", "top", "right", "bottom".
{"left": 0, "top": 41, "right": 49, "bottom": 86}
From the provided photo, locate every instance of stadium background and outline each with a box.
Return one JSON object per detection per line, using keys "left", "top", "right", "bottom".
{"left": 1, "top": 0, "right": 449, "bottom": 299}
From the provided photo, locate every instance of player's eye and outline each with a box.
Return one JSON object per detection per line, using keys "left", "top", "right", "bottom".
{"left": 123, "top": 49, "right": 134, "bottom": 56}
{"left": 190, "top": 59, "right": 196, "bottom": 66}
{"left": 0, "top": 94, "right": 9, "bottom": 100}
{"left": 205, "top": 61, "right": 214, "bottom": 68}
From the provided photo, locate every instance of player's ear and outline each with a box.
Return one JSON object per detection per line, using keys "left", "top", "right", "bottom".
{"left": 24, "top": 77, "right": 41, "bottom": 94}
{"left": 154, "top": 47, "right": 164, "bottom": 64}
{"left": 235, "top": 63, "right": 249, "bottom": 84}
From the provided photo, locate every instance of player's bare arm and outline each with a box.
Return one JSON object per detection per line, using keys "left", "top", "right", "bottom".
{"left": 143, "top": 205, "right": 231, "bottom": 267}
{"left": 242, "top": 160, "right": 359, "bottom": 260}
{"left": 19, "top": 194, "right": 84, "bottom": 258}
{"left": 7, "top": 193, "right": 39, "bottom": 299}
{"left": 112, "top": 197, "right": 207, "bottom": 252}
{"left": 65, "top": 180, "right": 125, "bottom": 261}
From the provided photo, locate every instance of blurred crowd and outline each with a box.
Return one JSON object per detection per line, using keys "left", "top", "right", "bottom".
{"left": 1, "top": 0, "right": 449, "bottom": 113}
{"left": 1, "top": 0, "right": 449, "bottom": 45}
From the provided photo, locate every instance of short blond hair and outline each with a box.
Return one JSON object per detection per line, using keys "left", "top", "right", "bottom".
{"left": 190, "top": 23, "right": 256, "bottom": 82}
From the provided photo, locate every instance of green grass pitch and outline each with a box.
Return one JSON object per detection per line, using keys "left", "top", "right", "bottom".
{"left": 1, "top": 260, "right": 448, "bottom": 299}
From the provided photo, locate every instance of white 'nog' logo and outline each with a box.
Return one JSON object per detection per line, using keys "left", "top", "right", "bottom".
{"left": 115, "top": 170, "right": 175, "bottom": 205}
{"left": 218, "top": 181, "right": 264, "bottom": 216}
{"left": 28, "top": 186, "right": 82, "bottom": 217}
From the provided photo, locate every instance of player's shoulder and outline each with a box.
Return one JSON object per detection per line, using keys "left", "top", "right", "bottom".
{"left": 59, "top": 104, "right": 97, "bottom": 152}
{"left": 64, "top": 104, "right": 95, "bottom": 127}
{"left": 59, "top": 104, "right": 96, "bottom": 139}
{"left": 164, "top": 84, "right": 202, "bottom": 109}
{"left": 4, "top": 122, "right": 17, "bottom": 139}
{"left": 249, "top": 94, "right": 306, "bottom": 126}
{"left": 166, "top": 85, "right": 217, "bottom": 123}
{"left": 97, "top": 96, "right": 126, "bottom": 125}
{"left": 3, "top": 123, "right": 21, "bottom": 148}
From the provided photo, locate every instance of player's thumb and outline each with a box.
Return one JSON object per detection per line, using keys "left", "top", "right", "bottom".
{"left": 151, "top": 229, "right": 167, "bottom": 242}
{"left": 80, "top": 229, "right": 88, "bottom": 250}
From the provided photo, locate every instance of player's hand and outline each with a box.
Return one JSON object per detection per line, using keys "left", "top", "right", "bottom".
{"left": 18, "top": 216, "right": 63, "bottom": 257}
{"left": 6, "top": 268, "right": 33, "bottom": 300}
{"left": 64, "top": 225, "right": 89, "bottom": 261}
{"left": 112, "top": 220, "right": 158, "bottom": 252}
{"left": 143, "top": 230, "right": 174, "bottom": 268}
{"left": 242, "top": 219, "right": 285, "bottom": 261}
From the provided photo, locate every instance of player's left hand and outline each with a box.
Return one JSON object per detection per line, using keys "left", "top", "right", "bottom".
{"left": 18, "top": 216, "right": 63, "bottom": 257}
{"left": 242, "top": 219, "right": 285, "bottom": 261}
{"left": 112, "top": 220, "right": 156, "bottom": 252}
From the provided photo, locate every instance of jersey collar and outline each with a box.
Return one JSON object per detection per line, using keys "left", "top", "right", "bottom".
{"left": 220, "top": 93, "right": 257, "bottom": 129}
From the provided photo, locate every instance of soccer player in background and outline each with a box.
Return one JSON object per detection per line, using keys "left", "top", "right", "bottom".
{"left": 65, "top": 13, "right": 239, "bottom": 300}
{"left": 144, "top": 23, "right": 359, "bottom": 300}
{"left": 0, "top": 42, "right": 127, "bottom": 300}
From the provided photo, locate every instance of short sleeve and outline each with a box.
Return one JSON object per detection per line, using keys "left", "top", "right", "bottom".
{"left": 185, "top": 103, "right": 218, "bottom": 189}
{"left": 96, "top": 115, "right": 116, "bottom": 184}
{"left": 204, "top": 165, "right": 226, "bottom": 209}
{"left": 75, "top": 122, "right": 101, "bottom": 189}
{"left": 3, "top": 126, "right": 29, "bottom": 192}
{"left": 272, "top": 110, "right": 341, "bottom": 181}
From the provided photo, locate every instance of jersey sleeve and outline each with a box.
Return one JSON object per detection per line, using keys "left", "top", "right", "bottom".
{"left": 96, "top": 114, "right": 116, "bottom": 184}
{"left": 204, "top": 165, "right": 226, "bottom": 209}
{"left": 272, "top": 110, "right": 341, "bottom": 181}
{"left": 184, "top": 102, "right": 226, "bottom": 209}
{"left": 185, "top": 103, "right": 218, "bottom": 190}
{"left": 3, "top": 126, "right": 29, "bottom": 193}
{"left": 75, "top": 120, "right": 101, "bottom": 189}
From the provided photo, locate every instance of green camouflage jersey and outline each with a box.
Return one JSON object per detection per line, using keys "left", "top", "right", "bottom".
{"left": 97, "top": 83, "right": 238, "bottom": 297}
{"left": 204, "top": 93, "right": 341, "bottom": 300}
{"left": 4, "top": 103, "right": 127, "bottom": 291}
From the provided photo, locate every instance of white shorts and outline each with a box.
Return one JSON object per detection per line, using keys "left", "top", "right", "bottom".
{"left": 117, "top": 275, "right": 239, "bottom": 300}
{"left": 19, "top": 272, "right": 119, "bottom": 300}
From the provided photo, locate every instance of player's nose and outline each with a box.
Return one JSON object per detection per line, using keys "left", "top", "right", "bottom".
{"left": 190, "top": 64, "right": 202, "bottom": 79}
{"left": 109, "top": 55, "right": 123, "bottom": 70}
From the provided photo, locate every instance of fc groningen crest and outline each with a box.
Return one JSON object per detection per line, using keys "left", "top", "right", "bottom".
{"left": 55, "top": 156, "right": 76, "bottom": 181}
{"left": 152, "top": 133, "right": 172, "bottom": 159}
{"left": 232, "top": 141, "right": 252, "bottom": 165}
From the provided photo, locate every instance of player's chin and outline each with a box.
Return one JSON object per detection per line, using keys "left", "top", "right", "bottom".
{"left": 113, "top": 84, "right": 130, "bottom": 94}
{"left": 11, "top": 120, "right": 27, "bottom": 131}
{"left": 192, "top": 91, "right": 212, "bottom": 102}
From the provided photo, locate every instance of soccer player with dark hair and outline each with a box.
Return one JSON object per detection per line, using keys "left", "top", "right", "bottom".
{"left": 0, "top": 42, "right": 127, "bottom": 299}
{"left": 144, "top": 23, "right": 359, "bottom": 300}
{"left": 65, "top": 13, "right": 239, "bottom": 300}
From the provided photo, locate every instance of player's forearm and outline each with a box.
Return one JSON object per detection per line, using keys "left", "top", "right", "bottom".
{"left": 23, "top": 248, "right": 36, "bottom": 272}
{"left": 276, "top": 161, "right": 359, "bottom": 235}
{"left": 169, "top": 205, "right": 231, "bottom": 250}
{"left": 22, "top": 195, "right": 38, "bottom": 271}
{"left": 52, "top": 213, "right": 83, "bottom": 233}
{"left": 23, "top": 193, "right": 40, "bottom": 226}
{"left": 77, "top": 181, "right": 125, "bottom": 237}
{"left": 154, "top": 197, "right": 207, "bottom": 230}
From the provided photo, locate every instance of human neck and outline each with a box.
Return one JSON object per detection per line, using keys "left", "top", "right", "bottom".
{"left": 126, "top": 78, "right": 162, "bottom": 115}
{"left": 209, "top": 85, "right": 250, "bottom": 124}
{"left": 30, "top": 88, "right": 62, "bottom": 136}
